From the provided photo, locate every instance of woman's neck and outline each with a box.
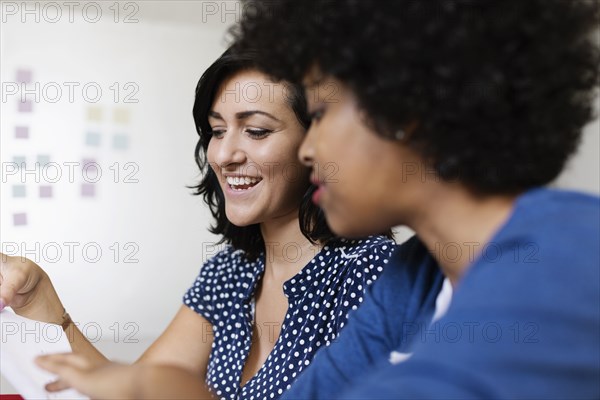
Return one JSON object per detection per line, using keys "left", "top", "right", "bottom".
{"left": 407, "top": 184, "right": 518, "bottom": 287}
{"left": 260, "top": 209, "right": 321, "bottom": 282}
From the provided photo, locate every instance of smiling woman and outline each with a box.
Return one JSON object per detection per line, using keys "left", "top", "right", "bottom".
{"left": 205, "top": 69, "right": 309, "bottom": 230}
{"left": 0, "top": 47, "right": 399, "bottom": 400}
{"left": 190, "top": 50, "right": 331, "bottom": 257}
{"left": 177, "top": 48, "right": 397, "bottom": 399}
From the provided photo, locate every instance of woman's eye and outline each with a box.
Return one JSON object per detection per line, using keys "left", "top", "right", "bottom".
{"left": 309, "top": 109, "right": 325, "bottom": 123}
{"left": 246, "top": 129, "right": 272, "bottom": 138}
{"left": 211, "top": 129, "right": 226, "bottom": 138}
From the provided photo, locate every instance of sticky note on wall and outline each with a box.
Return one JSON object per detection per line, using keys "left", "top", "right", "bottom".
{"left": 85, "top": 132, "right": 101, "bottom": 146}
{"left": 37, "top": 154, "right": 50, "bottom": 167}
{"left": 18, "top": 100, "right": 32, "bottom": 113}
{"left": 15, "top": 126, "right": 29, "bottom": 139}
{"left": 87, "top": 107, "right": 103, "bottom": 121}
{"left": 13, "top": 213, "right": 27, "bottom": 226}
{"left": 13, "top": 156, "right": 26, "bottom": 168}
{"left": 39, "top": 186, "right": 53, "bottom": 198}
{"left": 12, "top": 185, "right": 26, "bottom": 198}
{"left": 112, "top": 134, "right": 130, "bottom": 150}
{"left": 82, "top": 159, "right": 99, "bottom": 177}
{"left": 81, "top": 183, "right": 96, "bottom": 197}
{"left": 113, "top": 108, "right": 131, "bottom": 124}
{"left": 16, "top": 69, "right": 32, "bottom": 83}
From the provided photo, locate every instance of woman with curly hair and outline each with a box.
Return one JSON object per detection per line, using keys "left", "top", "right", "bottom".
{"left": 228, "top": 1, "right": 600, "bottom": 398}
{"left": 34, "top": 0, "right": 599, "bottom": 398}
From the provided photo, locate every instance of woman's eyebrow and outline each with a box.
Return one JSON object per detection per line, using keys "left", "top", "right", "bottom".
{"left": 235, "top": 110, "right": 281, "bottom": 122}
{"left": 208, "top": 111, "right": 223, "bottom": 120}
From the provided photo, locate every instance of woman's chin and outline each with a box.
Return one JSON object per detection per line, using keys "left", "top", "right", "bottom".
{"left": 328, "top": 215, "right": 384, "bottom": 239}
{"left": 225, "top": 213, "right": 258, "bottom": 228}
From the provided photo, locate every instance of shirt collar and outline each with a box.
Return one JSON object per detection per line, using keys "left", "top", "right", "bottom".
{"left": 282, "top": 243, "right": 333, "bottom": 300}
{"left": 240, "top": 252, "right": 266, "bottom": 302}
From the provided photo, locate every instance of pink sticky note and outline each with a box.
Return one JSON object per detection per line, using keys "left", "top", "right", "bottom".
{"left": 16, "top": 69, "right": 32, "bottom": 83}
{"left": 39, "top": 186, "right": 53, "bottom": 198}
{"left": 15, "top": 126, "right": 29, "bottom": 139}
{"left": 18, "top": 100, "right": 33, "bottom": 113}
{"left": 13, "top": 213, "right": 27, "bottom": 226}
{"left": 81, "top": 183, "right": 96, "bottom": 197}
{"left": 82, "top": 159, "right": 99, "bottom": 178}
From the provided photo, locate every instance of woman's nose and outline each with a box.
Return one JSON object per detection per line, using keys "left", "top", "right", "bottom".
{"left": 212, "top": 131, "right": 247, "bottom": 169}
{"left": 298, "top": 126, "right": 315, "bottom": 167}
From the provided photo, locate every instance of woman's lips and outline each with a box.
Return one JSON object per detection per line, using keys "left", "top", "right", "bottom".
{"left": 223, "top": 176, "right": 263, "bottom": 196}
{"left": 312, "top": 184, "right": 324, "bottom": 204}
{"left": 310, "top": 176, "right": 325, "bottom": 204}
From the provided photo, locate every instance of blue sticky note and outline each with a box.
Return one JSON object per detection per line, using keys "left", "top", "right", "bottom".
{"left": 13, "top": 156, "right": 26, "bottom": 168}
{"left": 113, "top": 134, "right": 130, "bottom": 150}
{"left": 12, "top": 185, "right": 26, "bottom": 198}
{"left": 86, "top": 132, "right": 101, "bottom": 146}
{"left": 37, "top": 154, "right": 50, "bottom": 167}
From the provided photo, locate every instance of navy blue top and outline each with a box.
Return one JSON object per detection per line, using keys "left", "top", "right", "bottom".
{"left": 281, "top": 235, "right": 445, "bottom": 399}
{"left": 283, "top": 188, "right": 600, "bottom": 399}
{"left": 183, "top": 235, "right": 396, "bottom": 400}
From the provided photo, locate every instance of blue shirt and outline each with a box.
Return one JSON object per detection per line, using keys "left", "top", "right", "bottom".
{"left": 183, "top": 235, "right": 396, "bottom": 400}
{"left": 284, "top": 188, "right": 600, "bottom": 399}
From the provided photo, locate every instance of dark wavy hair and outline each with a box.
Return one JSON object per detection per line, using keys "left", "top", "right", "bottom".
{"left": 232, "top": 0, "right": 600, "bottom": 194}
{"left": 190, "top": 47, "right": 337, "bottom": 259}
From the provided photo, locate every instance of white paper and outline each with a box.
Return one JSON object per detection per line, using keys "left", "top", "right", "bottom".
{"left": 0, "top": 309, "right": 88, "bottom": 399}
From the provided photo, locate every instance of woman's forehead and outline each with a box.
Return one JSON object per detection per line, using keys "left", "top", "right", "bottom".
{"left": 213, "top": 71, "right": 292, "bottom": 114}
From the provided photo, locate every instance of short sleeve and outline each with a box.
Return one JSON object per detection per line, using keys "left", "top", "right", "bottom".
{"left": 183, "top": 248, "right": 232, "bottom": 325}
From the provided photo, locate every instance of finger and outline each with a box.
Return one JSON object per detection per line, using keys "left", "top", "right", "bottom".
{"left": 36, "top": 354, "right": 101, "bottom": 397}
{"left": 0, "top": 252, "right": 11, "bottom": 265}
{"left": 0, "top": 268, "right": 28, "bottom": 309}
{"left": 36, "top": 353, "right": 72, "bottom": 373}
{"left": 36, "top": 354, "right": 92, "bottom": 392}
{"left": 45, "top": 378, "right": 73, "bottom": 393}
{"left": 36, "top": 353, "right": 92, "bottom": 372}
{"left": 0, "top": 256, "right": 42, "bottom": 310}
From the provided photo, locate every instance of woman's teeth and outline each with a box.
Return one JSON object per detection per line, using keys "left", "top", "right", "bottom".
{"left": 226, "top": 176, "right": 261, "bottom": 191}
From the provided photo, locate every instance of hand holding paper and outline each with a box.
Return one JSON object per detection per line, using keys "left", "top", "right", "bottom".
{"left": 0, "top": 309, "right": 87, "bottom": 400}
{"left": 35, "top": 354, "right": 214, "bottom": 400}
{"left": 35, "top": 355, "right": 140, "bottom": 400}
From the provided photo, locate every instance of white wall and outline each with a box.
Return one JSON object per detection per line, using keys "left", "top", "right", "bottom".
{"left": 0, "top": 5, "right": 236, "bottom": 390}
{"left": 554, "top": 114, "right": 600, "bottom": 194}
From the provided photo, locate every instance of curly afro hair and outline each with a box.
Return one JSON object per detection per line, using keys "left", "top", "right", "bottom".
{"left": 231, "top": 0, "right": 600, "bottom": 194}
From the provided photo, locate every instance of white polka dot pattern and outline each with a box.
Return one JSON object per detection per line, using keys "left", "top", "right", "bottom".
{"left": 183, "top": 236, "right": 395, "bottom": 400}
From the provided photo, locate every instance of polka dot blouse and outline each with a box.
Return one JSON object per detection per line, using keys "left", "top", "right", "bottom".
{"left": 183, "top": 236, "right": 395, "bottom": 400}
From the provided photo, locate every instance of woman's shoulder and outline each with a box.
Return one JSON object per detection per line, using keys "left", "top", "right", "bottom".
{"left": 315, "top": 235, "right": 398, "bottom": 284}
{"left": 198, "top": 244, "right": 262, "bottom": 280}
{"left": 325, "top": 235, "right": 397, "bottom": 260}
{"left": 184, "top": 245, "right": 262, "bottom": 317}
